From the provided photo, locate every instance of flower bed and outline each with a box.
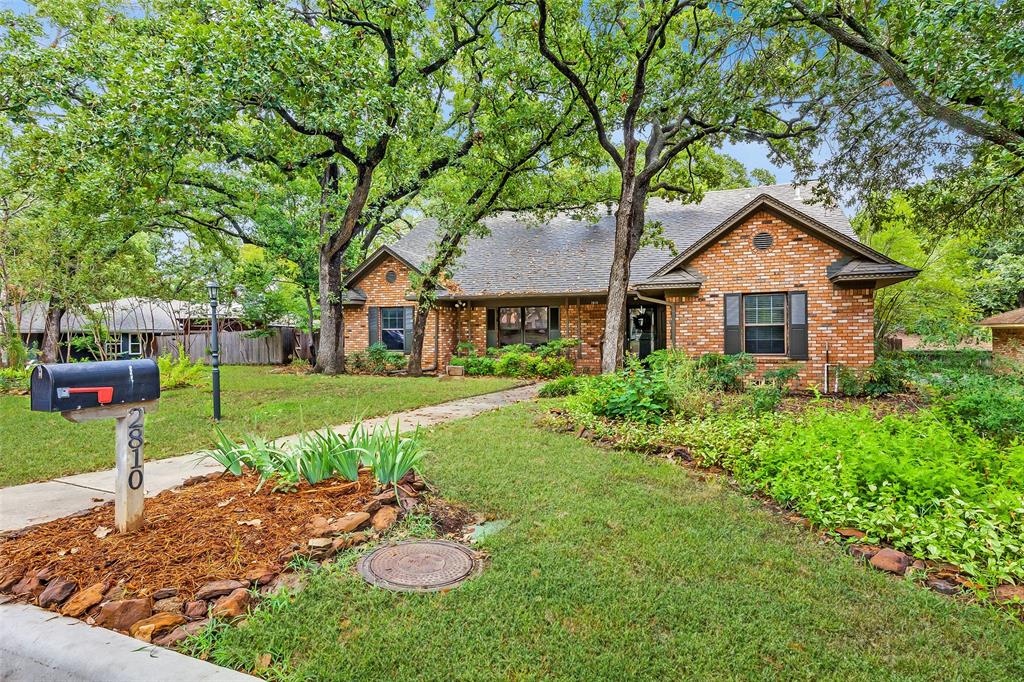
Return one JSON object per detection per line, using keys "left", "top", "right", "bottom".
{"left": 0, "top": 424, "right": 482, "bottom": 651}
{"left": 547, "top": 350, "right": 1024, "bottom": 614}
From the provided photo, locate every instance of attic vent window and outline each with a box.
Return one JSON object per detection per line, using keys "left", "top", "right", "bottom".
{"left": 753, "top": 232, "right": 774, "bottom": 250}
{"left": 385, "top": 270, "right": 397, "bottom": 283}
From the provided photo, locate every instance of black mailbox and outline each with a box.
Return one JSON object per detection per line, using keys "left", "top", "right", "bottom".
{"left": 30, "top": 359, "right": 161, "bottom": 413}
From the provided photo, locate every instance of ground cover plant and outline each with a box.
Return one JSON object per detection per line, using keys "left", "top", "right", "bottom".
{"left": 196, "top": 406, "right": 1024, "bottom": 680}
{"left": 0, "top": 366, "right": 521, "bottom": 486}
{"left": 449, "top": 338, "right": 579, "bottom": 378}
{"left": 556, "top": 350, "right": 1024, "bottom": 591}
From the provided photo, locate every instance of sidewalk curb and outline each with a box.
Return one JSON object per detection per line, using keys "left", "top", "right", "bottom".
{"left": 0, "top": 602, "right": 257, "bottom": 682}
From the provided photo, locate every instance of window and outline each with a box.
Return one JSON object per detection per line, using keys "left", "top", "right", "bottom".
{"left": 104, "top": 337, "right": 121, "bottom": 358}
{"left": 498, "top": 307, "right": 523, "bottom": 346}
{"left": 127, "top": 334, "right": 143, "bottom": 357}
{"left": 380, "top": 307, "right": 406, "bottom": 351}
{"left": 492, "top": 306, "right": 559, "bottom": 348}
{"left": 524, "top": 307, "right": 548, "bottom": 346}
{"left": 743, "top": 294, "right": 786, "bottom": 354}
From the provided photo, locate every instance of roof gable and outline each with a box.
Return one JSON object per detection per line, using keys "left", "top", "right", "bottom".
{"left": 343, "top": 246, "right": 422, "bottom": 288}
{"left": 650, "top": 194, "right": 895, "bottom": 279}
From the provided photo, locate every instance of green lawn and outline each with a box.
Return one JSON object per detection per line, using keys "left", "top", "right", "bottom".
{"left": 0, "top": 367, "right": 520, "bottom": 487}
{"left": 207, "top": 404, "right": 1024, "bottom": 681}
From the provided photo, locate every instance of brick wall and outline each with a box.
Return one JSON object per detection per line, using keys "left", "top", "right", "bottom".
{"left": 668, "top": 210, "right": 874, "bottom": 386}
{"left": 343, "top": 254, "right": 451, "bottom": 369}
{"left": 992, "top": 328, "right": 1024, "bottom": 366}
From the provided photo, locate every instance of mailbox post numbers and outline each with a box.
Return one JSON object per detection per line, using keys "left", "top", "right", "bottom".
{"left": 114, "top": 406, "right": 146, "bottom": 532}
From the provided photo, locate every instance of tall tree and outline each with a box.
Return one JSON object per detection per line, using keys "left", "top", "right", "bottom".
{"left": 759, "top": 0, "right": 1024, "bottom": 237}
{"left": 536, "top": 0, "right": 825, "bottom": 372}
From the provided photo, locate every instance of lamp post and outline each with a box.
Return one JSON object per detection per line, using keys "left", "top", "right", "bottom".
{"left": 207, "top": 280, "right": 221, "bottom": 421}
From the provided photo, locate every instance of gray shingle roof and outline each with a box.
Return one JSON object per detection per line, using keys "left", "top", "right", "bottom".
{"left": 827, "top": 259, "right": 919, "bottom": 282}
{"left": 389, "top": 184, "right": 859, "bottom": 297}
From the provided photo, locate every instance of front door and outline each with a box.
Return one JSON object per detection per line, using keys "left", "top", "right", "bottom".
{"left": 627, "top": 305, "right": 658, "bottom": 359}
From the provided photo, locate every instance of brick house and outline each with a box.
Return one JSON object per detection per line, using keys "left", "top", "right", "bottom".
{"left": 978, "top": 307, "right": 1024, "bottom": 366}
{"left": 341, "top": 184, "right": 919, "bottom": 386}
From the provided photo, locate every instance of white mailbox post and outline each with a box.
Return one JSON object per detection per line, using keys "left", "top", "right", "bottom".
{"left": 31, "top": 359, "right": 161, "bottom": 533}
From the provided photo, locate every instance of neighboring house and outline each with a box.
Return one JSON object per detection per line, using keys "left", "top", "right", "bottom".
{"left": 978, "top": 307, "right": 1024, "bottom": 365}
{"left": 13, "top": 298, "right": 261, "bottom": 361}
{"left": 341, "top": 184, "right": 919, "bottom": 385}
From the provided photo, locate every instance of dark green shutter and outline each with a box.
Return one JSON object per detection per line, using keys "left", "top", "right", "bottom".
{"left": 368, "top": 307, "right": 379, "bottom": 346}
{"left": 724, "top": 294, "right": 741, "bottom": 354}
{"left": 788, "top": 292, "right": 808, "bottom": 360}
{"left": 403, "top": 306, "right": 414, "bottom": 354}
{"left": 548, "top": 307, "right": 561, "bottom": 341}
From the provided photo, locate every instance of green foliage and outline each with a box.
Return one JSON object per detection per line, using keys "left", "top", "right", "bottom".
{"left": 293, "top": 428, "right": 363, "bottom": 484}
{"left": 837, "top": 356, "right": 914, "bottom": 398}
{"left": 157, "top": 346, "right": 210, "bottom": 390}
{"left": 359, "top": 422, "right": 426, "bottom": 487}
{"left": 348, "top": 343, "right": 406, "bottom": 375}
{"left": 933, "top": 374, "right": 1024, "bottom": 445}
{"left": 694, "top": 353, "right": 756, "bottom": 392}
{"left": 451, "top": 339, "right": 578, "bottom": 378}
{"left": 748, "top": 364, "right": 803, "bottom": 414}
{"left": 538, "top": 376, "right": 582, "bottom": 398}
{"left": 0, "top": 367, "right": 29, "bottom": 393}
{"left": 568, "top": 358, "right": 670, "bottom": 423}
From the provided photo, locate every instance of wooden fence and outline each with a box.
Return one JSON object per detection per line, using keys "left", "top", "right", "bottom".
{"left": 155, "top": 328, "right": 296, "bottom": 365}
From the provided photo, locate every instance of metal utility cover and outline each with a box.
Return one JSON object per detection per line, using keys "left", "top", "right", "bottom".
{"left": 357, "top": 540, "right": 479, "bottom": 592}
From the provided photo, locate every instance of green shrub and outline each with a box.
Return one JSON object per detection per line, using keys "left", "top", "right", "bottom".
{"left": 675, "top": 407, "right": 1024, "bottom": 586}
{"left": 367, "top": 342, "right": 407, "bottom": 373}
{"left": 934, "top": 373, "right": 1024, "bottom": 444}
{"left": 538, "top": 375, "right": 581, "bottom": 398}
{"left": 157, "top": 347, "right": 210, "bottom": 390}
{"left": 695, "top": 352, "right": 755, "bottom": 392}
{"left": 747, "top": 364, "right": 803, "bottom": 414}
{"left": 0, "top": 367, "right": 30, "bottom": 393}
{"left": 452, "top": 339, "right": 578, "bottom": 378}
{"left": 568, "top": 359, "right": 669, "bottom": 423}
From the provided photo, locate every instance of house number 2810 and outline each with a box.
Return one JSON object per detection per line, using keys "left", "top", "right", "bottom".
{"left": 126, "top": 407, "right": 145, "bottom": 491}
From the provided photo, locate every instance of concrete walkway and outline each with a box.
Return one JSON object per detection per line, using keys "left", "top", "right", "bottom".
{"left": 0, "top": 383, "right": 539, "bottom": 533}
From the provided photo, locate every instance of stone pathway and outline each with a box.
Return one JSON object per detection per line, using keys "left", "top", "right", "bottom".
{"left": 0, "top": 383, "right": 539, "bottom": 533}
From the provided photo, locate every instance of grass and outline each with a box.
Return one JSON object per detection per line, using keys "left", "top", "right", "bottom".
{"left": 206, "top": 403, "right": 1024, "bottom": 681}
{"left": 0, "top": 366, "right": 520, "bottom": 486}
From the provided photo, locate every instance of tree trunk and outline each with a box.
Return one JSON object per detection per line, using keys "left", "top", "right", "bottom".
{"left": 601, "top": 182, "right": 647, "bottom": 373}
{"left": 40, "top": 302, "right": 65, "bottom": 364}
{"left": 406, "top": 306, "right": 430, "bottom": 376}
{"left": 314, "top": 249, "right": 345, "bottom": 374}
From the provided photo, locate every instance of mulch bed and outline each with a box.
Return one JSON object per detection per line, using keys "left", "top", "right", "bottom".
{"left": 0, "top": 471, "right": 380, "bottom": 601}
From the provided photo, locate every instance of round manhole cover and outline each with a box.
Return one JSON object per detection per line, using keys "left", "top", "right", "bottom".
{"left": 357, "top": 540, "right": 479, "bottom": 592}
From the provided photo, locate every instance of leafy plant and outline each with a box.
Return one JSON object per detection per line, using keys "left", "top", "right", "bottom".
{"left": 0, "top": 367, "right": 30, "bottom": 394}
{"left": 450, "top": 339, "right": 578, "bottom": 378}
{"left": 569, "top": 357, "right": 669, "bottom": 423}
{"left": 362, "top": 422, "right": 427, "bottom": 487}
{"left": 293, "top": 428, "right": 362, "bottom": 483}
{"left": 157, "top": 345, "right": 210, "bottom": 390}
{"left": 538, "top": 376, "right": 581, "bottom": 398}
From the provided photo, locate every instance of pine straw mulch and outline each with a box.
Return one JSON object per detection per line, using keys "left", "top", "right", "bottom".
{"left": 0, "top": 470, "right": 380, "bottom": 601}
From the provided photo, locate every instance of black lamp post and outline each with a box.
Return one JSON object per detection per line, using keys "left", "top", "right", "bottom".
{"left": 207, "top": 280, "right": 221, "bottom": 421}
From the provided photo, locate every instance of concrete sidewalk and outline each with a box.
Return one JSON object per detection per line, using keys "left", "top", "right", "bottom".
{"left": 0, "top": 601, "right": 258, "bottom": 681}
{"left": 0, "top": 383, "right": 539, "bottom": 533}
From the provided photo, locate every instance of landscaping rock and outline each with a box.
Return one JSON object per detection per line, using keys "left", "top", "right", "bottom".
{"left": 35, "top": 564, "right": 59, "bottom": 581}
{"left": 835, "top": 528, "right": 866, "bottom": 540}
{"left": 926, "top": 578, "right": 960, "bottom": 596}
{"left": 243, "top": 565, "right": 279, "bottom": 586}
{"left": 371, "top": 505, "right": 399, "bottom": 531}
{"left": 130, "top": 612, "right": 187, "bottom": 642}
{"left": 361, "top": 499, "right": 381, "bottom": 515}
{"left": 331, "top": 531, "right": 372, "bottom": 554}
{"left": 262, "top": 572, "right": 306, "bottom": 596}
{"left": 103, "top": 585, "right": 126, "bottom": 602}
{"left": 330, "top": 512, "right": 370, "bottom": 534}
{"left": 37, "top": 579, "right": 77, "bottom": 608}
{"left": 183, "top": 600, "right": 208, "bottom": 619}
{"left": 870, "top": 548, "right": 911, "bottom": 575}
{"left": 373, "top": 490, "right": 396, "bottom": 504}
{"left": 183, "top": 618, "right": 210, "bottom": 636}
{"left": 62, "top": 581, "right": 110, "bottom": 617}
{"left": 153, "top": 626, "right": 190, "bottom": 648}
{"left": 151, "top": 587, "right": 178, "bottom": 600}
{"left": 848, "top": 544, "right": 880, "bottom": 560}
{"left": 993, "top": 584, "right": 1024, "bottom": 603}
{"left": 0, "top": 564, "right": 25, "bottom": 591}
{"left": 11, "top": 574, "right": 45, "bottom": 598}
{"left": 154, "top": 597, "right": 183, "bottom": 613}
{"left": 194, "top": 579, "right": 246, "bottom": 601}
{"left": 95, "top": 598, "right": 154, "bottom": 632}
{"left": 307, "top": 537, "right": 333, "bottom": 549}
{"left": 210, "top": 588, "right": 251, "bottom": 619}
